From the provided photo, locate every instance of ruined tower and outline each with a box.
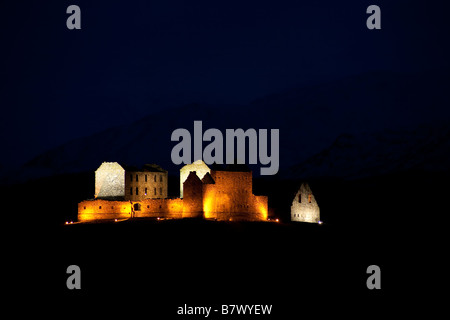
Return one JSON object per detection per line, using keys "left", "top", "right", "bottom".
{"left": 179, "top": 160, "right": 211, "bottom": 198}
{"left": 291, "top": 183, "right": 320, "bottom": 223}
{"left": 95, "top": 162, "right": 126, "bottom": 200}
{"left": 182, "top": 171, "right": 204, "bottom": 218}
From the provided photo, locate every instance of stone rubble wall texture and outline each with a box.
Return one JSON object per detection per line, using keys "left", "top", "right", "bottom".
{"left": 179, "top": 160, "right": 211, "bottom": 198}
{"left": 290, "top": 183, "right": 320, "bottom": 223}
{"left": 202, "top": 170, "right": 267, "bottom": 221}
{"left": 95, "top": 162, "right": 125, "bottom": 199}
{"left": 78, "top": 198, "right": 184, "bottom": 221}
{"left": 78, "top": 199, "right": 132, "bottom": 222}
{"left": 138, "top": 198, "right": 183, "bottom": 218}
{"left": 125, "top": 171, "right": 168, "bottom": 201}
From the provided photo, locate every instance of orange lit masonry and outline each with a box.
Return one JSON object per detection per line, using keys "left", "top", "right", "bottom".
{"left": 78, "top": 161, "right": 269, "bottom": 222}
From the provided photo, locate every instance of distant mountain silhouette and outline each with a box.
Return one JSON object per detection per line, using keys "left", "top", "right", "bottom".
{"left": 287, "top": 122, "right": 450, "bottom": 180}
{"left": 4, "top": 69, "right": 450, "bottom": 184}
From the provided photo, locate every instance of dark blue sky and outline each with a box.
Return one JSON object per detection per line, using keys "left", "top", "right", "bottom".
{"left": 1, "top": 0, "right": 449, "bottom": 166}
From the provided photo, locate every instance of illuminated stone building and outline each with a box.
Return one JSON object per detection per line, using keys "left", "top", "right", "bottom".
{"left": 94, "top": 162, "right": 125, "bottom": 200}
{"left": 78, "top": 161, "right": 268, "bottom": 222}
{"left": 290, "top": 183, "right": 320, "bottom": 223}
{"left": 94, "top": 162, "right": 168, "bottom": 201}
{"left": 179, "top": 159, "right": 210, "bottom": 198}
{"left": 124, "top": 164, "right": 168, "bottom": 201}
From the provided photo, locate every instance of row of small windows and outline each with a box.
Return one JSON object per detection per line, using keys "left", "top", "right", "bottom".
{"left": 210, "top": 204, "right": 250, "bottom": 209}
{"left": 215, "top": 176, "right": 249, "bottom": 181}
{"left": 94, "top": 206, "right": 126, "bottom": 210}
{"left": 130, "top": 187, "right": 163, "bottom": 196}
{"left": 92, "top": 204, "right": 176, "bottom": 210}
{"left": 130, "top": 174, "right": 163, "bottom": 183}
{"left": 216, "top": 190, "right": 249, "bottom": 194}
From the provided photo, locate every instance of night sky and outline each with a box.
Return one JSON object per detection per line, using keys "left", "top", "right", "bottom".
{"left": 1, "top": 0, "right": 449, "bottom": 167}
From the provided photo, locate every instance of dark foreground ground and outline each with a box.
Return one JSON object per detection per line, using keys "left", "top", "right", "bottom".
{"left": 51, "top": 219, "right": 391, "bottom": 318}
{"left": 16, "top": 217, "right": 435, "bottom": 319}
{"left": 4, "top": 170, "right": 446, "bottom": 318}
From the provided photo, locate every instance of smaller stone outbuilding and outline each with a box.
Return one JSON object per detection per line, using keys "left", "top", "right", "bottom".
{"left": 291, "top": 183, "right": 320, "bottom": 223}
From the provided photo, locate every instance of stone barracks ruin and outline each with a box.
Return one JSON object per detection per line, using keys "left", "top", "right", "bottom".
{"left": 290, "top": 182, "right": 320, "bottom": 223}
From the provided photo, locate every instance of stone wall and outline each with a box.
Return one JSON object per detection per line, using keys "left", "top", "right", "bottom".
{"left": 253, "top": 195, "right": 268, "bottom": 221}
{"left": 211, "top": 170, "right": 253, "bottom": 214}
{"left": 125, "top": 171, "right": 168, "bottom": 201}
{"left": 95, "top": 162, "right": 125, "bottom": 199}
{"left": 138, "top": 198, "right": 183, "bottom": 219}
{"left": 182, "top": 172, "right": 204, "bottom": 218}
{"left": 290, "top": 183, "right": 320, "bottom": 223}
{"left": 202, "top": 170, "right": 267, "bottom": 221}
{"left": 78, "top": 199, "right": 132, "bottom": 222}
{"left": 78, "top": 198, "right": 183, "bottom": 221}
{"left": 180, "top": 160, "right": 211, "bottom": 198}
